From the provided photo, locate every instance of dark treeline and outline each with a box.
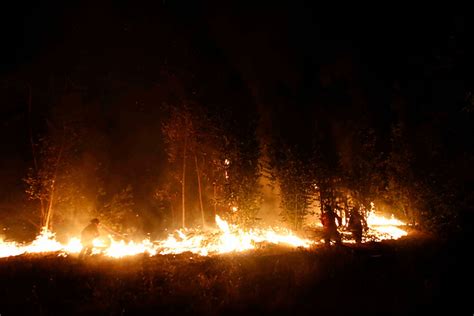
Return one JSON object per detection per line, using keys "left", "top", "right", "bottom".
{"left": 0, "top": 2, "right": 472, "bottom": 240}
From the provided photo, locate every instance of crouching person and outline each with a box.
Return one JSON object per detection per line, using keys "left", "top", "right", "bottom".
{"left": 79, "top": 218, "right": 100, "bottom": 258}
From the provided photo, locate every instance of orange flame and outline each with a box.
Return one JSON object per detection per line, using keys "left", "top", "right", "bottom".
{"left": 0, "top": 207, "right": 408, "bottom": 259}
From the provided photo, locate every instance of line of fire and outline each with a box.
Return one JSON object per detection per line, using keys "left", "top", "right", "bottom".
{"left": 0, "top": 203, "right": 407, "bottom": 258}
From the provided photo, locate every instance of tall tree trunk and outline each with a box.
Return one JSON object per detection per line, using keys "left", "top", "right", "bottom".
{"left": 44, "top": 126, "right": 66, "bottom": 230}
{"left": 294, "top": 193, "right": 298, "bottom": 231}
{"left": 319, "top": 183, "right": 324, "bottom": 213}
{"left": 44, "top": 179, "right": 56, "bottom": 229}
{"left": 343, "top": 196, "right": 349, "bottom": 226}
{"left": 181, "top": 132, "right": 187, "bottom": 228}
{"left": 26, "top": 83, "right": 46, "bottom": 223}
{"left": 195, "top": 154, "right": 205, "bottom": 228}
{"left": 213, "top": 183, "right": 217, "bottom": 218}
{"left": 170, "top": 201, "right": 175, "bottom": 229}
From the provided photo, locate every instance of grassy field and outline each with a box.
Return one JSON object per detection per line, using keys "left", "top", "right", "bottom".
{"left": 0, "top": 233, "right": 471, "bottom": 315}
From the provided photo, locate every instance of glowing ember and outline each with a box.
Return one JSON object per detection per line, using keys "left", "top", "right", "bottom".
{"left": 0, "top": 209, "right": 408, "bottom": 259}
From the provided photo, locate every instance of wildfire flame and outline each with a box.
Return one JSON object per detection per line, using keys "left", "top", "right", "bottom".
{"left": 366, "top": 212, "right": 408, "bottom": 240}
{"left": 158, "top": 215, "right": 312, "bottom": 256}
{"left": 0, "top": 210, "right": 408, "bottom": 259}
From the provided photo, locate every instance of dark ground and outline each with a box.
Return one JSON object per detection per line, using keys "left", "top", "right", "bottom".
{"left": 0, "top": 233, "right": 472, "bottom": 316}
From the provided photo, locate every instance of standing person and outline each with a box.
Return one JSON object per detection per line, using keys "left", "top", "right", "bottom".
{"left": 348, "top": 208, "right": 367, "bottom": 244}
{"left": 79, "top": 218, "right": 100, "bottom": 258}
{"left": 320, "top": 205, "right": 342, "bottom": 245}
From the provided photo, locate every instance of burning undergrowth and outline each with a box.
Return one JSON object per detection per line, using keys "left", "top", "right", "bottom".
{"left": 1, "top": 211, "right": 408, "bottom": 259}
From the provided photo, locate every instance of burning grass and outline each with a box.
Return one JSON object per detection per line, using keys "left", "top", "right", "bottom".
{"left": 0, "top": 212, "right": 407, "bottom": 259}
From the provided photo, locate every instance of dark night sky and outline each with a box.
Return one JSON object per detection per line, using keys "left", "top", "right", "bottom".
{"left": 0, "top": 2, "right": 471, "bottom": 157}
{"left": 1, "top": 1, "right": 473, "bottom": 233}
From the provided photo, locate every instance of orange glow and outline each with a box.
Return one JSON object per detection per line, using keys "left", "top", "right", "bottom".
{"left": 0, "top": 204, "right": 408, "bottom": 259}
{"left": 0, "top": 215, "right": 313, "bottom": 258}
{"left": 366, "top": 212, "right": 408, "bottom": 240}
